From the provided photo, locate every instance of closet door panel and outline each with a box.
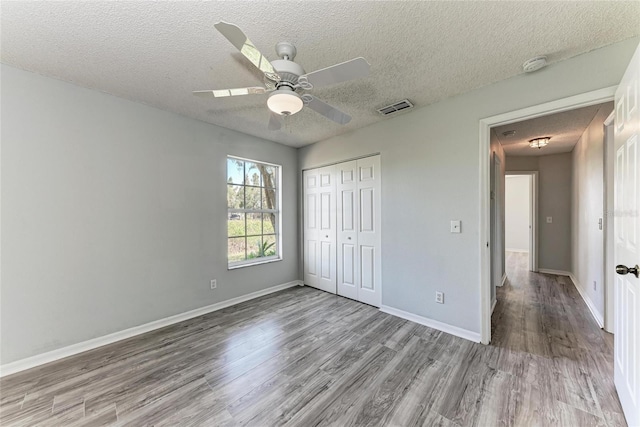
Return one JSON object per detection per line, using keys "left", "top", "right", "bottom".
{"left": 337, "top": 161, "right": 359, "bottom": 300}
{"left": 356, "top": 156, "right": 382, "bottom": 307}
{"left": 306, "top": 240, "right": 317, "bottom": 276}
{"left": 342, "top": 244, "right": 356, "bottom": 284}
{"left": 360, "top": 188, "right": 375, "bottom": 232}
{"left": 316, "top": 165, "right": 337, "bottom": 293}
{"left": 303, "top": 170, "right": 320, "bottom": 288}
{"left": 360, "top": 246, "right": 375, "bottom": 290}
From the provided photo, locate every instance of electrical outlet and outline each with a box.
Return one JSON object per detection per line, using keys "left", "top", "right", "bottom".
{"left": 435, "top": 291, "right": 444, "bottom": 304}
{"left": 210, "top": 279, "right": 217, "bottom": 290}
{"left": 593, "top": 281, "right": 597, "bottom": 291}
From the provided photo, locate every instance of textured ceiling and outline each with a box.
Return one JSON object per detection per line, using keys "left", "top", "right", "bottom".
{"left": 1, "top": 2, "right": 638, "bottom": 147}
{"left": 493, "top": 102, "right": 613, "bottom": 157}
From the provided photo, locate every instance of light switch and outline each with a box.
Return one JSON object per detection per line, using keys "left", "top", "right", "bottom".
{"left": 546, "top": 216, "right": 553, "bottom": 224}
{"left": 450, "top": 220, "right": 461, "bottom": 233}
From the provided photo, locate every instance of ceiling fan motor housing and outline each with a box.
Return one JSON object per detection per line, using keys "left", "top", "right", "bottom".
{"left": 268, "top": 46, "right": 306, "bottom": 116}
{"left": 271, "top": 59, "right": 305, "bottom": 87}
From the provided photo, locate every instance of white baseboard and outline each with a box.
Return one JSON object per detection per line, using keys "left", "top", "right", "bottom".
{"left": 0, "top": 280, "right": 303, "bottom": 378}
{"left": 491, "top": 298, "right": 497, "bottom": 314}
{"left": 380, "top": 305, "right": 481, "bottom": 343}
{"left": 568, "top": 274, "right": 604, "bottom": 328}
{"left": 499, "top": 273, "right": 507, "bottom": 287}
{"left": 538, "top": 268, "right": 572, "bottom": 276}
{"left": 506, "top": 248, "right": 529, "bottom": 253}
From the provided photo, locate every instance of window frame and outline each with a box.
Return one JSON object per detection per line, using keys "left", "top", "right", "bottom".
{"left": 226, "top": 155, "right": 283, "bottom": 269}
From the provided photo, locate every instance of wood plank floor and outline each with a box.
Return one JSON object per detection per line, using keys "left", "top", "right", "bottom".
{"left": 0, "top": 252, "right": 626, "bottom": 426}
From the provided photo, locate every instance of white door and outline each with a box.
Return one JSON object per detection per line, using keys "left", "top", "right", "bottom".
{"left": 317, "top": 165, "right": 337, "bottom": 293}
{"left": 614, "top": 42, "right": 640, "bottom": 427}
{"left": 337, "top": 160, "right": 359, "bottom": 300}
{"left": 356, "top": 156, "right": 382, "bottom": 307}
{"left": 303, "top": 166, "right": 337, "bottom": 293}
{"left": 303, "top": 168, "right": 320, "bottom": 289}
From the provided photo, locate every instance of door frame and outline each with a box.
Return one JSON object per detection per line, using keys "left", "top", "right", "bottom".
{"left": 490, "top": 153, "right": 504, "bottom": 300}
{"left": 504, "top": 171, "right": 538, "bottom": 272}
{"left": 603, "top": 111, "right": 615, "bottom": 333}
{"left": 479, "top": 86, "right": 617, "bottom": 344}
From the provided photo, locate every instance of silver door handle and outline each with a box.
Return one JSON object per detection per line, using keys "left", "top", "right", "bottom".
{"left": 616, "top": 264, "right": 639, "bottom": 278}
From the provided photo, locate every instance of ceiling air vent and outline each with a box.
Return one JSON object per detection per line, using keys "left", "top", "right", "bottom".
{"left": 377, "top": 99, "right": 414, "bottom": 116}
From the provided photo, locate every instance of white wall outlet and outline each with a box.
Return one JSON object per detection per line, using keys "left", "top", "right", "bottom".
{"left": 435, "top": 291, "right": 444, "bottom": 304}
{"left": 546, "top": 216, "right": 553, "bottom": 223}
{"left": 450, "top": 220, "right": 461, "bottom": 233}
{"left": 210, "top": 279, "right": 217, "bottom": 289}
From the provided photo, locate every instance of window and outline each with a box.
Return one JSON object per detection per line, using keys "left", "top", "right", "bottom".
{"left": 227, "top": 156, "right": 281, "bottom": 268}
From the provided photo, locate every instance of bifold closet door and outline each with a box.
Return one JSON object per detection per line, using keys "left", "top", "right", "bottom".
{"left": 355, "top": 156, "right": 382, "bottom": 307}
{"left": 303, "top": 165, "right": 337, "bottom": 293}
{"left": 337, "top": 161, "right": 359, "bottom": 300}
{"left": 304, "top": 157, "right": 380, "bottom": 304}
{"left": 303, "top": 168, "right": 320, "bottom": 289}
{"left": 337, "top": 156, "right": 381, "bottom": 307}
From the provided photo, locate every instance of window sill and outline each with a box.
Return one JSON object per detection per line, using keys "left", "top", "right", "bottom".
{"left": 228, "top": 256, "right": 282, "bottom": 270}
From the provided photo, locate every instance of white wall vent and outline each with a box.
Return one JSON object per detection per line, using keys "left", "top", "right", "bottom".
{"left": 377, "top": 99, "right": 414, "bottom": 116}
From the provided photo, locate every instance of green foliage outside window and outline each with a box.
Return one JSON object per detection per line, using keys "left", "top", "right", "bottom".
{"left": 227, "top": 158, "right": 279, "bottom": 265}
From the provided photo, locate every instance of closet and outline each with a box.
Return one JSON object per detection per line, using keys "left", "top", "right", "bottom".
{"left": 303, "top": 155, "right": 381, "bottom": 307}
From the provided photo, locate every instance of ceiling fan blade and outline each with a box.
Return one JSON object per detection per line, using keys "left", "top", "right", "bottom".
{"left": 193, "top": 87, "right": 270, "bottom": 97}
{"left": 268, "top": 112, "right": 282, "bottom": 131}
{"left": 300, "top": 57, "right": 370, "bottom": 89}
{"left": 304, "top": 96, "right": 352, "bottom": 125}
{"left": 214, "top": 21, "right": 280, "bottom": 81}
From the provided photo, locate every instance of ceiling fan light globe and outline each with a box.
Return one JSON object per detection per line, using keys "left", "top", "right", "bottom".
{"left": 267, "top": 91, "right": 303, "bottom": 116}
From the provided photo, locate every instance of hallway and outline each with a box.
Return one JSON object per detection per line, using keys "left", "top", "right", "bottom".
{"left": 491, "top": 251, "right": 625, "bottom": 426}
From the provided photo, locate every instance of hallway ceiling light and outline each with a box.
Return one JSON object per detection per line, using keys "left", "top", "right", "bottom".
{"left": 529, "top": 137, "right": 550, "bottom": 149}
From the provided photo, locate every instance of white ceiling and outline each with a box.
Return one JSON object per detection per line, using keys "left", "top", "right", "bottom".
{"left": 493, "top": 102, "right": 613, "bottom": 156}
{"left": 1, "top": 2, "right": 638, "bottom": 147}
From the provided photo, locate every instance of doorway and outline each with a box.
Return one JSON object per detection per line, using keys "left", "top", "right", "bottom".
{"left": 479, "top": 86, "right": 617, "bottom": 345}
{"left": 480, "top": 43, "right": 639, "bottom": 425}
{"left": 504, "top": 172, "right": 537, "bottom": 272}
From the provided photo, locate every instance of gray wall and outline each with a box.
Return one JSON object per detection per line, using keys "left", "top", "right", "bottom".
{"left": 571, "top": 104, "right": 613, "bottom": 320}
{"left": 298, "top": 38, "right": 637, "bottom": 334}
{"left": 506, "top": 154, "right": 573, "bottom": 272}
{"left": 1, "top": 64, "right": 299, "bottom": 364}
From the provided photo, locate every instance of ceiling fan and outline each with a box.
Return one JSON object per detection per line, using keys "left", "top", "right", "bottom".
{"left": 194, "top": 21, "right": 370, "bottom": 130}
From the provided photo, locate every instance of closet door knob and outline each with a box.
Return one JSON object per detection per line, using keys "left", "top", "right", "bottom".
{"left": 348, "top": 237, "right": 352, "bottom": 240}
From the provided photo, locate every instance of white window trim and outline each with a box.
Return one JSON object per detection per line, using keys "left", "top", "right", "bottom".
{"left": 227, "top": 156, "right": 283, "bottom": 269}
